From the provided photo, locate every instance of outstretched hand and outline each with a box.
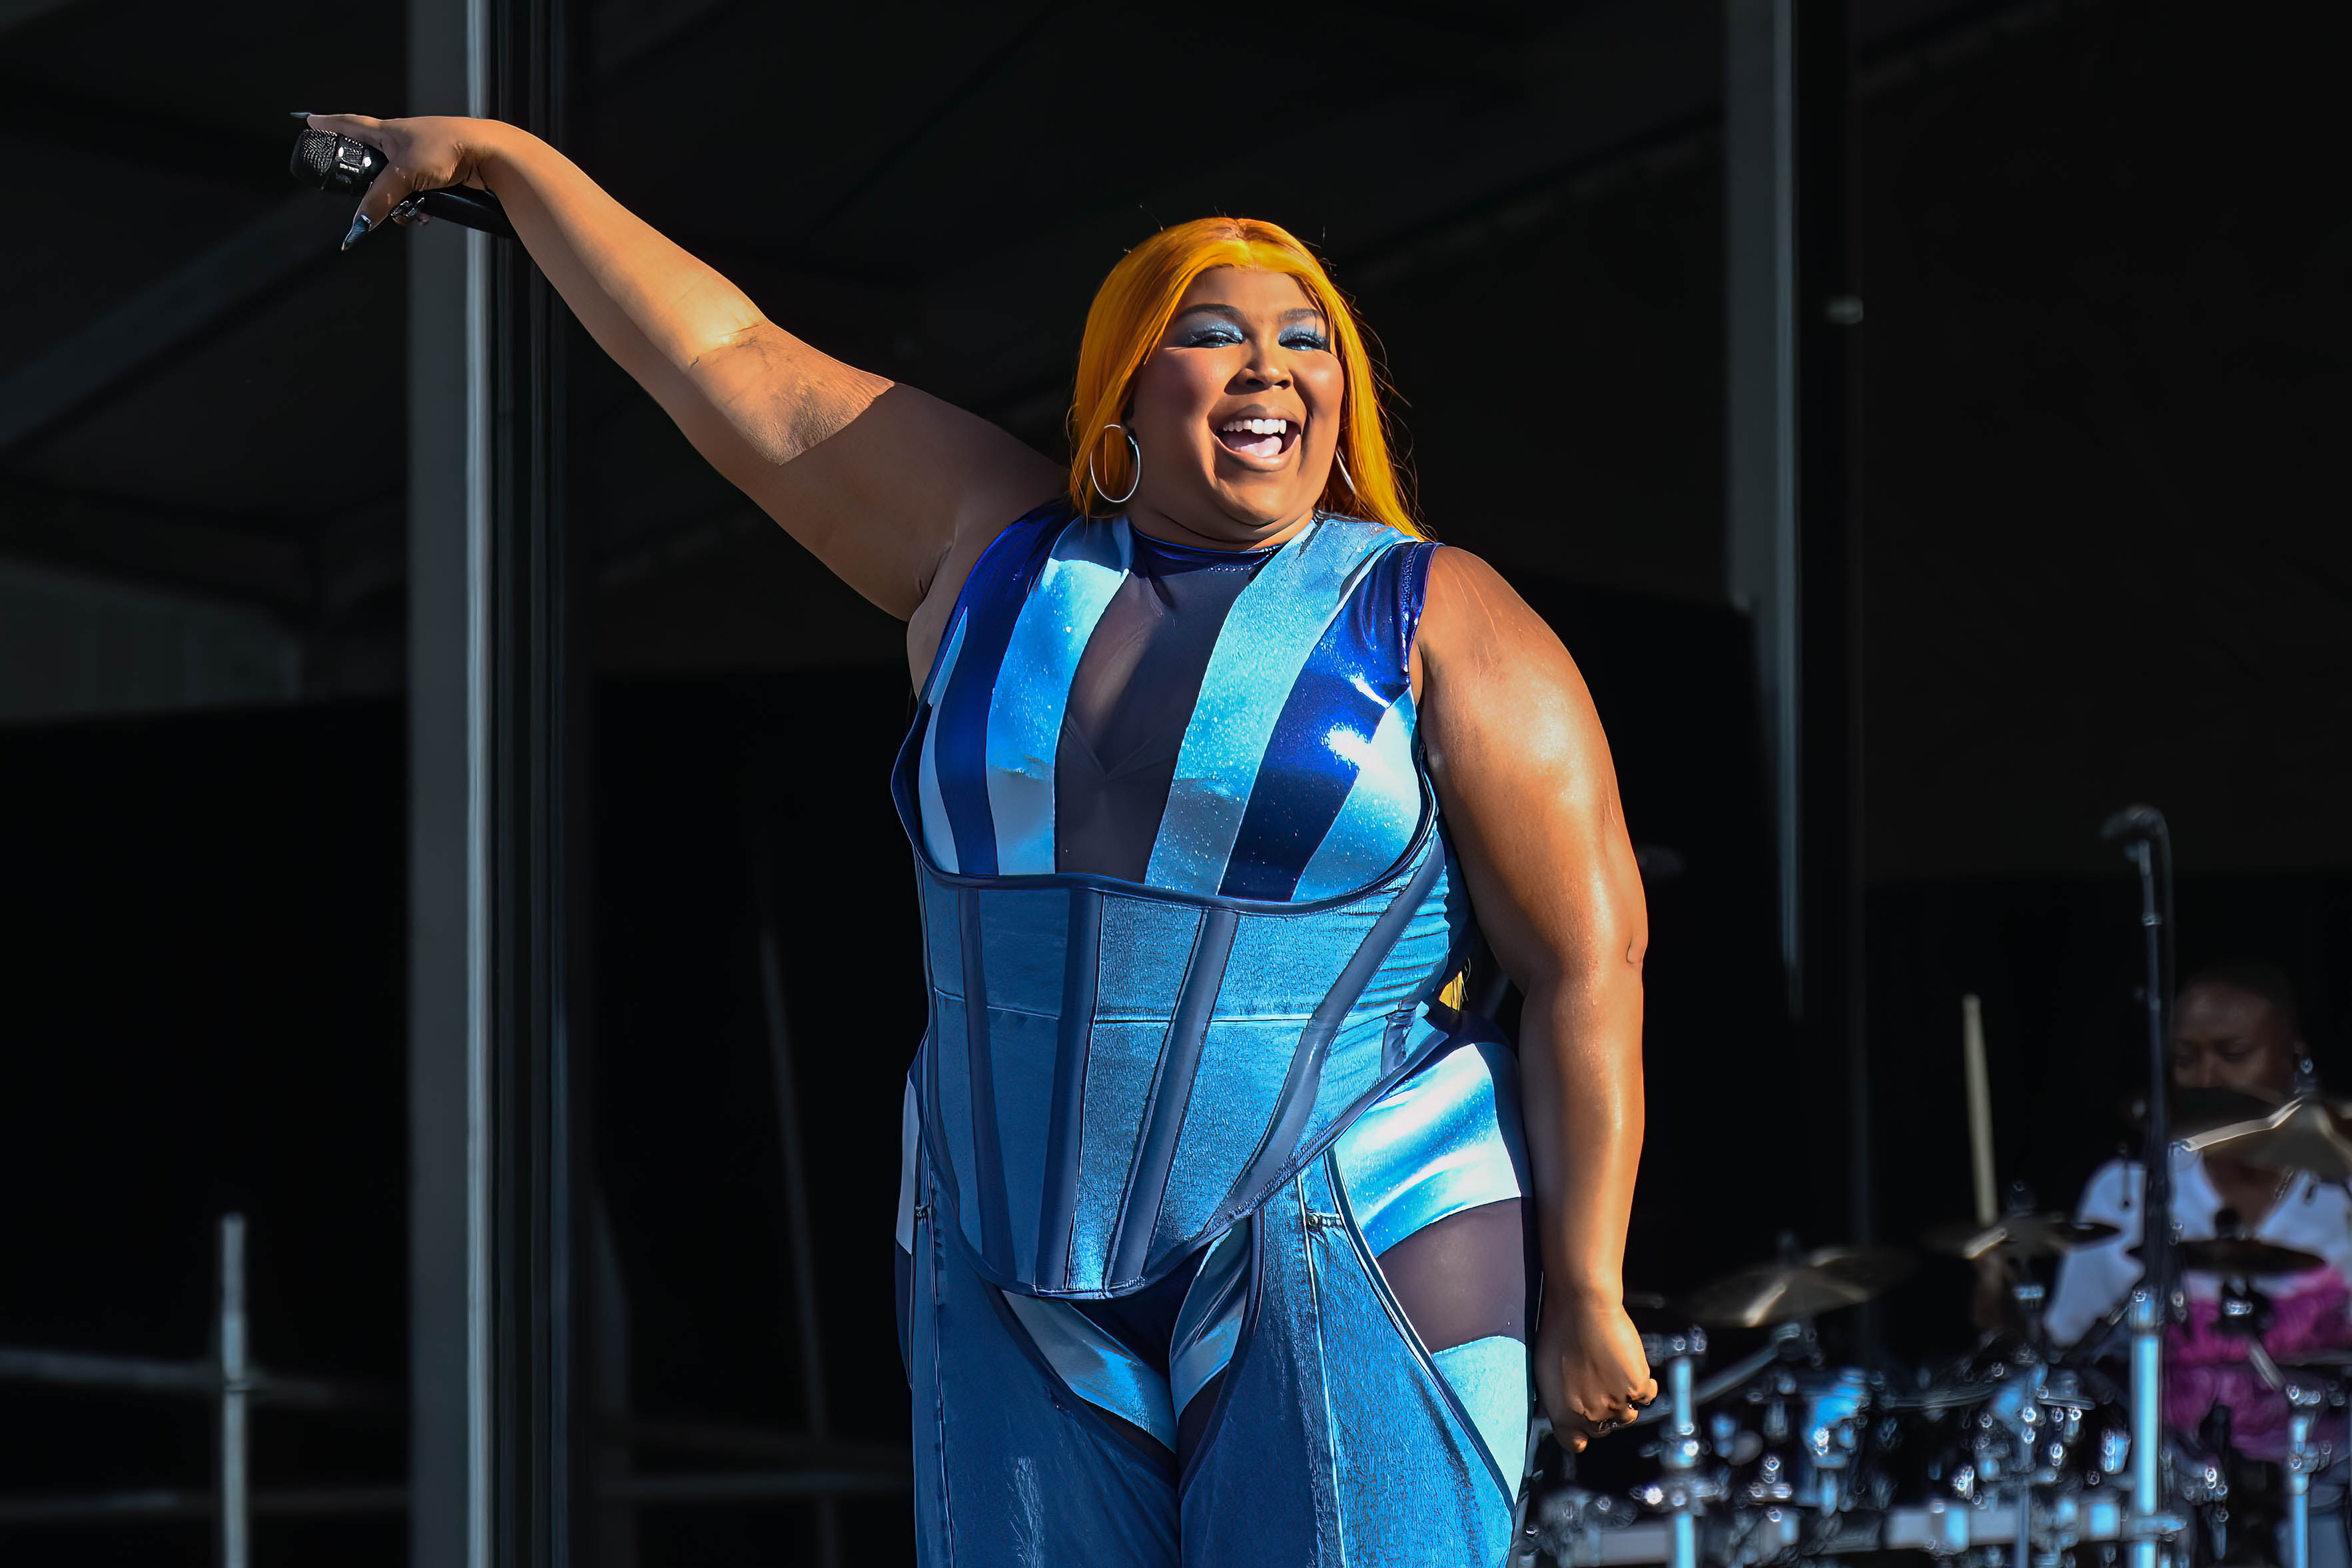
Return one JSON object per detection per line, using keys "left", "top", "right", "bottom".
{"left": 302, "top": 113, "right": 503, "bottom": 247}
{"left": 1535, "top": 1290, "right": 1657, "bottom": 1452}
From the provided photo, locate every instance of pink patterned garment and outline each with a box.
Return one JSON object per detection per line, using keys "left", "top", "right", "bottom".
{"left": 2166, "top": 1271, "right": 2352, "bottom": 1459}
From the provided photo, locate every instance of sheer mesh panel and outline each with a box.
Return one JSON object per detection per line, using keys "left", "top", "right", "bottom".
{"left": 1375, "top": 1198, "right": 1528, "bottom": 1352}
{"left": 1054, "top": 540, "right": 1262, "bottom": 879}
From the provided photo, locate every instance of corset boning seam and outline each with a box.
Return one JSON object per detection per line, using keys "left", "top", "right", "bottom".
{"left": 913, "top": 818, "right": 1481, "bottom": 1299}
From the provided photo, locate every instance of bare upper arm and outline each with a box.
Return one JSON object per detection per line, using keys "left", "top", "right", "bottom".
{"left": 1414, "top": 548, "right": 1648, "bottom": 991}
{"left": 663, "top": 319, "right": 1062, "bottom": 669}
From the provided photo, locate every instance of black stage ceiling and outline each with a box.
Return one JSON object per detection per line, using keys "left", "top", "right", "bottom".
{"left": 2, "top": 2, "right": 2348, "bottom": 1564}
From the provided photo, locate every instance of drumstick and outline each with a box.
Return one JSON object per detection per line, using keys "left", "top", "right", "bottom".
{"left": 1963, "top": 993, "right": 1997, "bottom": 1226}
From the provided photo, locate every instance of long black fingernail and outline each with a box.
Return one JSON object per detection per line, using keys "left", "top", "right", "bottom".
{"left": 341, "top": 213, "right": 372, "bottom": 251}
{"left": 290, "top": 110, "right": 317, "bottom": 118}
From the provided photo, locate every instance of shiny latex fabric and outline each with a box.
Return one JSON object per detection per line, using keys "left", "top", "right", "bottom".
{"left": 909, "top": 505, "right": 1435, "bottom": 898}
{"left": 898, "top": 1040, "right": 1531, "bottom": 1567}
{"left": 894, "top": 507, "right": 1479, "bottom": 1299}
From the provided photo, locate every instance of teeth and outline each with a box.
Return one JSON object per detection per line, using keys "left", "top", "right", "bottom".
{"left": 1221, "top": 417, "right": 1288, "bottom": 435}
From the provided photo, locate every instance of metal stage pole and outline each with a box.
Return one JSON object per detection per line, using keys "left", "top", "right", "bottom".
{"left": 2108, "top": 807, "right": 2179, "bottom": 1568}
{"left": 406, "top": 0, "right": 494, "bottom": 1557}
{"left": 412, "top": 0, "right": 582, "bottom": 1561}
{"left": 218, "top": 1214, "right": 249, "bottom": 1568}
{"left": 484, "top": 1, "right": 584, "bottom": 1562}
{"left": 1724, "top": 0, "right": 1800, "bottom": 1002}
{"left": 1727, "top": 0, "right": 1870, "bottom": 1271}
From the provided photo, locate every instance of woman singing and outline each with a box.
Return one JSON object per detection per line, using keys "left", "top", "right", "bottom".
{"left": 317, "top": 112, "right": 1653, "bottom": 1565}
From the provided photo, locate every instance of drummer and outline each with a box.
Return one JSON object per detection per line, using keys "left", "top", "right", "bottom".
{"left": 2046, "top": 963, "right": 2351, "bottom": 1543}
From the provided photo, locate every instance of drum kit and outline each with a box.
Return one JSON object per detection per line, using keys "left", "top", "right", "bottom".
{"left": 1515, "top": 1090, "right": 2352, "bottom": 1568}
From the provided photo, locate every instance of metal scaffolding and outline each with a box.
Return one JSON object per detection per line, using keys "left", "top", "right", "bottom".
{"left": 0, "top": 1216, "right": 392, "bottom": 1561}
{"left": 0, "top": 1214, "right": 905, "bottom": 1558}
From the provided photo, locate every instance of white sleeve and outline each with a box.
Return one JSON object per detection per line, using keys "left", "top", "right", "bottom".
{"left": 2045, "top": 1160, "right": 2146, "bottom": 1349}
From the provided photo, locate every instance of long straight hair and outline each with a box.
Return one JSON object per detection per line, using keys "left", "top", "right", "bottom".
{"left": 1065, "top": 217, "right": 1422, "bottom": 537}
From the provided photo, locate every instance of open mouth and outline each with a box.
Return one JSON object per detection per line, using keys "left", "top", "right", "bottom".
{"left": 1214, "top": 416, "right": 1300, "bottom": 461}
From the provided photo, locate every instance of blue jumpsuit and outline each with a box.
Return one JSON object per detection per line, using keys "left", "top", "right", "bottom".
{"left": 893, "top": 504, "right": 1531, "bottom": 1565}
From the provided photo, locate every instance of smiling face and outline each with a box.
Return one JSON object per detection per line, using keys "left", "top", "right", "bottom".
{"left": 1118, "top": 266, "right": 1344, "bottom": 549}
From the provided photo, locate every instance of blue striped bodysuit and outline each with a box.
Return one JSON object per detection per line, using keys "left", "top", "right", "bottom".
{"left": 893, "top": 503, "right": 1529, "bottom": 1566}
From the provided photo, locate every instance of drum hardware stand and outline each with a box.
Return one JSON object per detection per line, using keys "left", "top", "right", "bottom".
{"left": 1516, "top": 1431, "right": 1643, "bottom": 1568}
{"left": 2219, "top": 1273, "right": 2283, "bottom": 1385}
{"left": 1627, "top": 1322, "right": 1822, "bottom": 1568}
{"left": 2008, "top": 1277, "right": 2052, "bottom": 1358}
{"left": 2106, "top": 805, "right": 2185, "bottom": 1568}
{"left": 2124, "top": 1284, "right": 2188, "bottom": 1568}
{"left": 1987, "top": 1220, "right": 2084, "bottom": 1565}
{"left": 2213, "top": 1269, "right": 2329, "bottom": 1568}
{"left": 1647, "top": 1327, "right": 1717, "bottom": 1568}
{"left": 2282, "top": 1375, "right": 2335, "bottom": 1568}
{"left": 1628, "top": 1324, "right": 1810, "bottom": 1434}
{"left": 1998, "top": 1186, "right": 2068, "bottom": 1370}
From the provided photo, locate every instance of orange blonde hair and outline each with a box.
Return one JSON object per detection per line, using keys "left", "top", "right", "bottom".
{"left": 1066, "top": 217, "right": 1423, "bottom": 538}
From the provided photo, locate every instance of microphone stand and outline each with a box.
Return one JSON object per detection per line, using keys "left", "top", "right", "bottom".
{"left": 2106, "top": 805, "right": 2181, "bottom": 1568}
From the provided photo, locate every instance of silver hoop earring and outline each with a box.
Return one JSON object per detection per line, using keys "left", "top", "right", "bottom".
{"left": 1336, "top": 452, "right": 1356, "bottom": 494}
{"left": 1089, "top": 423, "right": 1141, "bottom": 507}
{"left": 2297, "top": 1055, "right": 2319, "bottom": 1092}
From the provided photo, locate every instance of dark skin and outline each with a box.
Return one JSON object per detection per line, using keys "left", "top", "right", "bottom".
{"left": 2172, "top": 980, "right": 2306, "bottom": 1225}
{"left": 1975, "top": 980, "right": 2308, "bottom": 1328}
{"left": 310, "top": 115, "right": 1656, "bottom": 1447}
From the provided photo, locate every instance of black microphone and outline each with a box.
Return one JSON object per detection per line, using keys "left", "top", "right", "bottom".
{"left": 2100, "top": 803, "right": 2167, "bottom": 844}
{"left": 288, "top": 127, "right": 516, "bottom": 240}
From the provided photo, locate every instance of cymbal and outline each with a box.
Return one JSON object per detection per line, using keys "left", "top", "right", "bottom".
{"left": 2274, "top": 1347, "right": 2352, "bottom": 1372}
{"left": 2140, "top": 1236, "right": 2327, "bottom": 1276}
{"left": 2181, "top": 1096, "right": 2352, "bottom": 1183}
{"left": 2124, "top": 1086, "right": 2282, "bottom": 1138}
{"left": 1677, "top": 1246, "right": 1918, "bottom": 1328}
{"left": 1924, "top": 1213, "right": 2120, "bottom": 1262}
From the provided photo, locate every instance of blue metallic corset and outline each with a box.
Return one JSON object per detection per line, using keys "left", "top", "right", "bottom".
{"left": 893, "top": 506, "right": 1480, "bottom": 1298}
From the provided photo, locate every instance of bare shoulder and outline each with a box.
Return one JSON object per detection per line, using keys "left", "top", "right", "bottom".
{"left": 1415, "top": 545, "right": 1581, "bottom": 703}
{"left": 1413, "top": 544, "right": 1623, "bottom": 815}
{"left": 1411, "top": 544, "right": 1639, "bottom": 976}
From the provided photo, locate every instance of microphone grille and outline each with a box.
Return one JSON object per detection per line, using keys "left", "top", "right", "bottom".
{"left": 288, "top": 130, "right": 381, "bottom": 195}
{"left": 288, "top": 128, "right": 337, "bottom": 185}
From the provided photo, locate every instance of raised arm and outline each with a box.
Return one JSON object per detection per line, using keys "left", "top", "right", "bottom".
{"left": 1414, "top": 547, "right": 1655, "bottom": 1447}
{"left": 310, "top": 113, "right": 1061, "bottom": 657}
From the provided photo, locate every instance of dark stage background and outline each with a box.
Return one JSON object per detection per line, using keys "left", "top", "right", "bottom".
{"left": 1, "top": 0, "right": 2347, "bottom": 1563}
